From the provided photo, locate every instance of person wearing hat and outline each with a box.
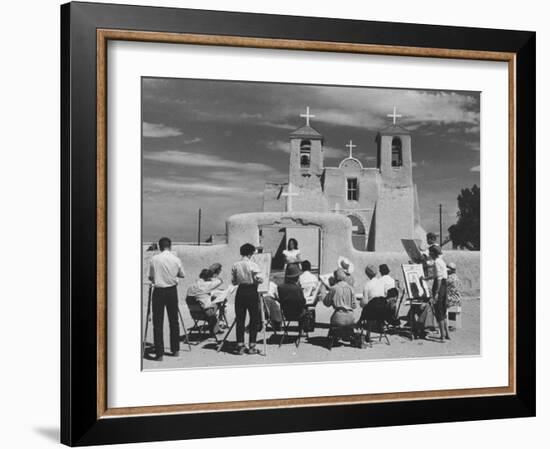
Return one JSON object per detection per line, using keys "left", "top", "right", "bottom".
{"left": 337, "top": 256, "right": 355, "bottom": 287}
{"left": 323, "top": 268, "right": 358, "bottom": 335}
{"left": 277, "top": 264, "right": 307, "bottom": 330}
{"left": 428, "top": 245, "right": 450, "bottom": 341}
{"left": 446, "top": 262, "right": 462, "bottom": 309}
{"left": 231, "top": 243, "right": 264, "bottom": 355}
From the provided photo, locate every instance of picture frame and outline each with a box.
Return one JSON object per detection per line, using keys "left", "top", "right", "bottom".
{"left": 61, "top": 1, "right": 535, "bottom": 446}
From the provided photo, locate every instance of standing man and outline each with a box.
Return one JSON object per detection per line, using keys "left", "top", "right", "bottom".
{"left": 148, "top": 237, "right": 185, "bottom": 361}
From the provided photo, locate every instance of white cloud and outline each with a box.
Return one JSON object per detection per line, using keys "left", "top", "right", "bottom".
{"left": 261, "top": 121, "right": 295, "bottom": 130}
{"left": 470, "top": 165, "right": 480, "bottom": 172}
{"left": 266, "top": 140, "right": 290, "bottom": 153}
{"left": 143, "top": 122, "right": 183, "bottom": 138}
{"left": 302, "top": 88, "right": 480, "bottom": 132}
{"left": 144, "top": 150, "right": 274, "bottom": 172}
{"left": 182, "top": 137, "right": 202, "bottom": 145}
{"left": 239, "top": 112, "right": 263, "bottom": 119}
{"left": 143, "top": 177, "right": 259, "bottom": 196}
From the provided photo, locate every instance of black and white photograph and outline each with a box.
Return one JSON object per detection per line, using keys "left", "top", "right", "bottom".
{"left": 141, "top": 78, "right": 481, "bottom": 369}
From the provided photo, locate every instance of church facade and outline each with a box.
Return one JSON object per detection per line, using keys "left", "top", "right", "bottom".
{"left": 262, "top": 108, "right": 425, "bottom": 253}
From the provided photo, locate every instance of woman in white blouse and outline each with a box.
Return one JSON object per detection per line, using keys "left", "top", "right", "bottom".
{"left": 282, "top": 238, "right": 301, "bottom": 269}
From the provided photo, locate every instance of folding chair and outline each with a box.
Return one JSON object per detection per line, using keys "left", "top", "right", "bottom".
{"left": 279, "top": 302, "right": 308, "bottom": 347}
{"left": 357, "top": 297, "right": 391, "bottom": 346}
{"left": 185, "top": 296, "right": 220, "bottom": 345}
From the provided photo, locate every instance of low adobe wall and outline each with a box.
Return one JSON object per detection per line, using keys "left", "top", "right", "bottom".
{"left": 143, "top": 212, "right": 480, "bottom": 299}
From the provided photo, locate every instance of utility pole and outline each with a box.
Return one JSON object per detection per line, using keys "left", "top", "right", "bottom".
{"left": 439, "top": 204, "right": 443, "bottom": 246}
{"left": 197, "top": 208, "right": 202, "bottom": 246}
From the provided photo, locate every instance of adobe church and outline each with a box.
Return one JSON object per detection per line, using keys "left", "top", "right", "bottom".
{"left": 261, "top": 106, "right": 425, "bottom": 263}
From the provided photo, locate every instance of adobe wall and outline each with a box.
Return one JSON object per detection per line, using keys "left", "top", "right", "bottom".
{"left": 147, "top": 211, "right": 480, "bottom": 300}
{"left": 262, "top": 182, "right": 286, "bottom": 212}
{"left": 374, "top": 184, "right": 416, "bottom": 251}
{"left": 323, "top": 165, "right": 378, "bottom": 213}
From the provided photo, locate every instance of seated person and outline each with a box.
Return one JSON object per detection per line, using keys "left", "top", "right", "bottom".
{"left": 323, "top": 268, "right": 357, "bottom": 336}
{"left": 298, "top": 260, "right": 319, "bottom": 305}
{"left": 385, "top": 287, "right": 401, "bottom": 326}
{"left": 379, "top": 264, "right": 396, "bottom": 295}
{"left": 361, "top": 264, "right": 385, "bottom": 307}
{"left": 446, "top": 262, "right": 462, "bottom": 308}
{"left": 263, "top": 280, "right": 283, "bottom": 331}
{"left": 207, "top": 262, "right": 229, "bottom": 327}
{"left": 185, "top": 268, "right": 224, "bottom": 335}
{"left": 277, "top": 265, "right": 307, "bottom": 326}
{"left": 337, "top": 256, "right": 355, "bottom": 287}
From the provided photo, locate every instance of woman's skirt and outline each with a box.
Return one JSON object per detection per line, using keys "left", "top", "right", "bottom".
{"left": 432, "top": 278, "right": 448, "bottom": 321}
{"left": 330, "top": 309, "right": 355, "bottom": 328}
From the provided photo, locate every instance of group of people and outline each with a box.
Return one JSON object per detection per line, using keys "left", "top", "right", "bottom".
{"left": 146, "top": 233, "right": 462, "bottom": 360}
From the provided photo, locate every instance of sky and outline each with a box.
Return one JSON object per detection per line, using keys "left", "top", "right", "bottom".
{"left": 142, "top": 77, "right": 480, "bottom": 243}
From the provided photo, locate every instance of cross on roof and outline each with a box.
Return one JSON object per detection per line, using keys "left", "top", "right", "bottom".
{"left": 300, "top": 106, "right": 315, "bottom": 127}
{"left": 387, "top": 106, "right": 403, "bottom": 125}
{"left": 346, "top": 139, "right": 357, "bottom": 158}
{"left": 281, "top": 182, "right": 299, "bottom": 212}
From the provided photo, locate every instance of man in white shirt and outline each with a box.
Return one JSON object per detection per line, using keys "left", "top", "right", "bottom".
{"left": 361, "top": 265, "right": 386, "bottom": 307}
{"left": 379, "top": 264, "right": 396, "bottom": 295}
{"left": 148, "top": 237, "right": 185, "bottom": 361}
{"left": 298, "top": 260, "right": 318, "bottom": 301}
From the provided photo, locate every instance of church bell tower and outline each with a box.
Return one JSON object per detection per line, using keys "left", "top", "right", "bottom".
{"left": 286, "top": 106, "right": 326, "bottom": 212}
{"left": 373, "top": 106, "right": 416, "bottom": 250}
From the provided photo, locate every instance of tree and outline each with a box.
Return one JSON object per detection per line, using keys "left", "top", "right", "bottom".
{"left": 448, "top": 184, "right": 480, "bottom": 250}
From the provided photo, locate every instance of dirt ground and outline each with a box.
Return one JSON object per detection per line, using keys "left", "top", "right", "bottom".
{"left": 142, "top": 294, "right": 480, "bottom": 371}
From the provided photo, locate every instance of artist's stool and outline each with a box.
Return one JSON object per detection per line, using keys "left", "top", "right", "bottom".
{"left": 447, "top": 305, "right": 463, "bottom": 329}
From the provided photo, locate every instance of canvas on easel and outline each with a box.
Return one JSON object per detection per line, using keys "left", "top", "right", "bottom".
{"left": 401, "top": 263, "right": 430, "bottom": 300}
{"left": 251, "top": 252, "right": 272, "bottom": 294}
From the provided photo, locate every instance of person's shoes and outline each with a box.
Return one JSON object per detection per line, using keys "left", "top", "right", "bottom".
{"left": 152, "top": 354, "right": 164, "bottom": 361}
{"left": 445, "top": 335, "right": 451, "bottom": 340}
{"left": 235, "top": 345, "right": 246, "bottom": 355}
{"left": 247, "top": 346, "right": 261, "bottom": 355}
{"left": 169, "top": 351, "right": 180, "bottom": 357}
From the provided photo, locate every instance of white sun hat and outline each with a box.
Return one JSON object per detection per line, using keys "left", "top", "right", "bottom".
{"left": 337, "top": 256, "right": 355, "bottom": 274}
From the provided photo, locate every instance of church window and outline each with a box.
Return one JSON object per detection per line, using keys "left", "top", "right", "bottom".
{"left": 391, "top": 137, "right": 403, "bottom": 167}
{"left": 300, "top": 140, "right": 311, "bottom": 167}
{"left": 347, "top": 178, "right": 358, "bottom": 201}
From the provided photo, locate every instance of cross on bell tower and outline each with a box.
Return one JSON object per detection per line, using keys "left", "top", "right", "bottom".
{"left": 346, "top": 139, "right": 356, "bottom": 158}
{"left": 387, "top": 106, "right": 402, "bottom": 125}
{"left": 300, "top": 106, "right": 315, "bottom": 126}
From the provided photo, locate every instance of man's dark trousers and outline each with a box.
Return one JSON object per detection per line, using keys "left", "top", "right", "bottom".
{"left": 152, "top": 285, "right": 180, "bottom": 356}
